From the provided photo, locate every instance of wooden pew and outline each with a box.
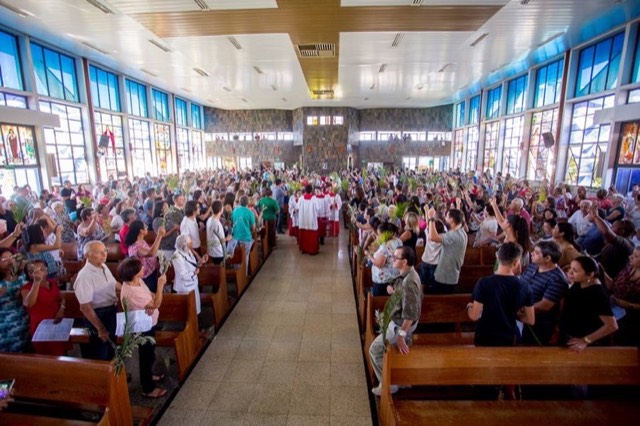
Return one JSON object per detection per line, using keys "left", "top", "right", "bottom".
{"left": 198, "top": 263, "right": 231, "bottom": 328}
{"left": 61, "top": 241, "right": 82, "bottom": 283}
{"left": 356, "top": 263, "right": 373, "bottom": 329}
{"left": 0, "top": 353, "right": 142, "bottom": 425}
{"left": 249, "top": 239, "right": 261, "bottom": 277}
{"left": 363, "top": 293, "right": 474, "bottom": 383}
{"left": 226, "top": 245, "right": 248, "bottom": 297}
{"left": 62, "top": 290, "right": 202, "bottom": 382}
{"left": 379, "top": 346, "right": 640, "bottom": 426}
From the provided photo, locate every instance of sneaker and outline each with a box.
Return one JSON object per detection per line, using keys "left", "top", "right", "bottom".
{"left": 371, "top": 385, "right": 399, "bottom": 396}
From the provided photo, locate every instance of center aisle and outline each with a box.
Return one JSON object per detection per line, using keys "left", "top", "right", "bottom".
{"left": 159, "top": 230, "right": 373, "bottom": 426}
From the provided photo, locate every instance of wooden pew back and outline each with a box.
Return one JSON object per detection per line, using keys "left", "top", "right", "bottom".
{"left": 0, "top": 353, "right": 133, "bottom": 425}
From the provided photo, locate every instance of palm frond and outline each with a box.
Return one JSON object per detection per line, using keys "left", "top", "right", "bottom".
{"left": 382, "top": 289, "right": 403, "bottom": 345}
{"left": 11, "top": 201, "right": 30, "bottom": 223}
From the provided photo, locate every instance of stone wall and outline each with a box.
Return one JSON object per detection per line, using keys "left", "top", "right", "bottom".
{"left": 203, "top": 104, "right": 454, "bottom": 171}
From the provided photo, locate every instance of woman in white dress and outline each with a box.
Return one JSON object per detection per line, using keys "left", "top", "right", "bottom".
{"left": 171, "top": 234, "right": 207, "bottom": 314}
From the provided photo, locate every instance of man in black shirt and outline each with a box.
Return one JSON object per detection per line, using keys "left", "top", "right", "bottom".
{"left": 467, "top": 242, "right": 535, "bottom": 346}
{"left": 60, "top": 180, "right": 76, "bottom": 214}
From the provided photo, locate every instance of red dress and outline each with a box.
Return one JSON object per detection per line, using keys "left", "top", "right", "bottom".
{"left": 21, "top": 280, "right": 70, "bottom": 356}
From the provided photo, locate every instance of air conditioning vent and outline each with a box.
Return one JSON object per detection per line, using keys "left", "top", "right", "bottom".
{"left": 228, "top": 36, "right": 243, "bottom": 50}
{"left": 410, "top": 0, "right": 423, "bottom": 6}
{"left": 297, "top": 43, "right": 335, "bottom": 58}
{"left": 312, "top": 89, "right": 334, "bottom": 98}
{"left": 194, "top": 0, "right": 209, "bottom": 10}
{"left": 149, "top": 39, "right": 171, "bottom": 52}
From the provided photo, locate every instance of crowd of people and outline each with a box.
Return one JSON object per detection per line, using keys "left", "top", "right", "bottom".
{"left": 0, "top": 165, "right": 639, "bottom": 401}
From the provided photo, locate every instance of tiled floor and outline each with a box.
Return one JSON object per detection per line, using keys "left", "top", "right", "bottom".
{"left": 158, "top": 231, "right": 373, "bottom": 426}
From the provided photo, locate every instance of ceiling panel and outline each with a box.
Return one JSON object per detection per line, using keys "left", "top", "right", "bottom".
{"left": 108, "top": 0, "right": 277, "bottom": 14}
{"left": 0, "top": 0, "right": 637, "bottom": 110}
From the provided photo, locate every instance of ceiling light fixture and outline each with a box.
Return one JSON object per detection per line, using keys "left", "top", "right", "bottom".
{"left": 364, "top": 97, "right": 369, "bottom": 101}
{"left": 0, "top": 2, "right": 34, "bottom": 17}
{"left": 369, "top": 83, "right": 376, "bottom": 90}
{"left": 193, "top": 67, "right": 209, "bottom": 77}
{"left": 194, "top": 0, "right": 209, "bottom": 10}
{"left": 253, "top": 66, "right": 264, "bottom": 74}
{"left": 241, "top": 98, "right": 248, "bottom": 103}
{"left": 271, "top": 85, "right": 278, "bottom": 91}
{"left": 222, "top": 86, "right": 231, "bottom": 92}
{"left": 410, "top": 0, "right": 424, "bottom": 6}
{"left": 538, "top": 32, "right": 565, "bottom": 47}
{"left": 208, "top": 99, "right": 215, "bottom": 103}
{"left": 470, "top": 33, "right": 489, "bottom": 47}
{"left": 84, "top": 0, "right": 114, "bottom": 15}
{"left": 378, "top": 64, "right": 387, "bottom": 73}
{"left": 148, "top": 39, "right": 171, "bottom": 52}
{"left": 141, "top": 69, "right": 158, "bottom": 77}
{"left": 282, "top": 97, "right": 287, "bottom": 101}
{"left": 181, "top": 87, "right": 192, "bottom": 93}
{"left": 392, "top": 33, "right": 404, "bottom": 47}
{"left": 82, "top": 41, "right": 110, "bottom": 55}
{"left": 228, "top": 36, "right": 243, "bottom": 50}
{"left": 439, "top": 63, "right": 452, "bottom": 72}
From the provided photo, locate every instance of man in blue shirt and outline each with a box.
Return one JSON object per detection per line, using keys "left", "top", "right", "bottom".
{"left": 231, "top": 195, "right": 256, "bottom": 243}
{"left": 272, "top": 179, "right": 286, "bottom": 234}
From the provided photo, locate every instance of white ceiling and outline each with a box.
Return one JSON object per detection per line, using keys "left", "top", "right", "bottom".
{"left": 0, "top": 0, "right": 638, "bottom": 110}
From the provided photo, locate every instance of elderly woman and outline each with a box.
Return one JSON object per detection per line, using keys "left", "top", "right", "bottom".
{"left": 606, "top": 194, "right": 626, "bottom": 223}
{"left": 605, "top": 247, "right": 640, "bottom": 346}
{"left": 77, "top": 208, "right": 107, "bottom": 260}
{"left": 125, "top": 220, "right": 165, "bottom": 292}
{"left": 52, "top": 201, "right": 76, "bottom": 243}
{"left": 0, "top": 247, "right": 29, "bottom": 352}
{"left": 117, "top": 257, "right": 167, "bottom": 398}
{"left": 152, "top": 200, "right": 180, "bottom": 261}
{"left": 172, "top": 234, "right": 207, "bottom": 314}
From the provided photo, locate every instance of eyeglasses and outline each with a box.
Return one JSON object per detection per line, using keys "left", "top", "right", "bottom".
{"left": 391, "top": 254, "right": 405, "bottom": 261}
{"left": 30, "top": 267, "right": 47, "bottom": 273}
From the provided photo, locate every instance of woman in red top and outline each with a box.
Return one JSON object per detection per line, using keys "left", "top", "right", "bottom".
{"left": 20, "top": 260, "right": 69, "bottom": 355}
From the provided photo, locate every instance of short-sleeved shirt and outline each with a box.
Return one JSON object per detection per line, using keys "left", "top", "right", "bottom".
{"left": 60, "top": 187, "right": 76, "bottom": 212}
{"left": 231, "top": 206, "right": 256, "bottom": 243}
{"left": 473, "top": 274, "right": 533, "bottom": 346}
{"left": 520, "top": 264, "right": 568, "bottom": 341}
{"left": 258, "top": 197, "right": 280, "bottom": 221}
{"left": 120, "top": 282, "right": 158, "bottom": 327}
{"left": 434, "top": 227, "right": 468, "bottom": 285}
{"left": 74, "top": 262, "right": 118, "bottom": 309}
{"left": 560, "top": 283, "right": 613, "bottom": 342}
{"left": 180, "top": 217, "right": 201, "bottom": 249}
{"left": 128, "top": 241, "right": 159, "bottom": 278}
{"left": 372, "top": 239, "right": 403, "bottom": 284}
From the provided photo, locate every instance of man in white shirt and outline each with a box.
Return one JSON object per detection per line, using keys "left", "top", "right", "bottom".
{"left": 74, "top": 241, "right": 120, "bottom": 360}
{"left": 568, "top": 200, "right": 593, "bottom": 237}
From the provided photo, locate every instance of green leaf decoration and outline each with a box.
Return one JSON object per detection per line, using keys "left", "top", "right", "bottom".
{"left": 110, "top": 299, "right": 156, "bottom": 378}
{"left": 381, "top": 289, "right": 403, "bottom": 345}
{"left": 11, "top": 201, "right": 30, "bottom": 224}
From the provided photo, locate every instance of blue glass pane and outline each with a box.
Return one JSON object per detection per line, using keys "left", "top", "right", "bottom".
{"left": 44, "top": 49, "right": 64, "bottom": 100}
{"left": 535, "top": 66, "right": 547, "bottom": 108}
{"left": 459, "top": 102, "right": 465, "bottom": 128}
{"left": 108, "top": 73, "right": 120, "bottom": 111}
{"left": 31, "top": 44, "right": 47, "bottom": 96}
{"left": 89, "top": 66, "right": 99, "bottom": 106}
{"left": 506, "top": 80, "right": 515, "bottom": 114}
{"left": 544, "top": 61, "right": 558, "bottom": 106}
{"left": 176, "top": 98, "right": 187, "bottom": 126}
{"left": 577, "top": 46, "right": 595, "bottom": 97}
{"left": 555, "top": 59, "right": 564, "bottom": 103}
{"left": 591, "top": 38, "right": 612, "bottom": 94}
{"left": 469, "top": 95, "right": 480, "bottom": 125}
{"left": 191, "top": 104, "right": 202, "bottom": 128}
{"left": 138, "top": 85, "right": 147, "bottom": 118}
{"left": 97, "top": 69, "right": 110, "bottom": 109}
{"left": 606, "top": 33, "right": 624, "bottom": 90}
{"left": 0, "top": 31, "right": 23, "bottom": 90}
{"left": 634, "top": 32, "right": 640, "bottom": 83}
{"left": 60, "top": 55, "right": 78, "bottom": 102}
{"left": 486, "top": 86, "right": 501, "bottom": 119}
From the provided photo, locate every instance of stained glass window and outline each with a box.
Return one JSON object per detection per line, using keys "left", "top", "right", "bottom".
{"left": 566, "top": 95, "right": 614, "bottom": 186}
{"left": 129, "top": 119, "right": 154, "bottom": 177}
{"left": 0, "top": 30, "right": 23, "bottom": 90}
{"left": 575, "top": 32, "right": 624, "bottom": 97}
{"left": 154, "top": 123, "right": 173, "bottom": 175}
{"left": 453, "top": 129, "right": 464, "bottom": 170}
{"left": 465, "top": 126, "right": 479, "bottom": 171}
{"left": 528, "top": 108, "right": 559, "bottom": 181}
{"left": 534, "top": 58, "right": 564, "bottom": 108}
{"left": 483, "top": 121, "right": 500, "bottom": 172}
{"left": 503, "top": 116, "right": 524, "bottom": 177}
{"left": 31, "top": 43, "right": 79, "bottom": 102}
{"left": 89, "top": 65, "right": 120, "bottom": 112}
{"left": 94, "top": 112, "right": 126, "bottom": 182}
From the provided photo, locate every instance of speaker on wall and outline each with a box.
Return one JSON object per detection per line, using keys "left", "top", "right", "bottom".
{"left": 542, "top": 132, "right": 555, "bottom": 148}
